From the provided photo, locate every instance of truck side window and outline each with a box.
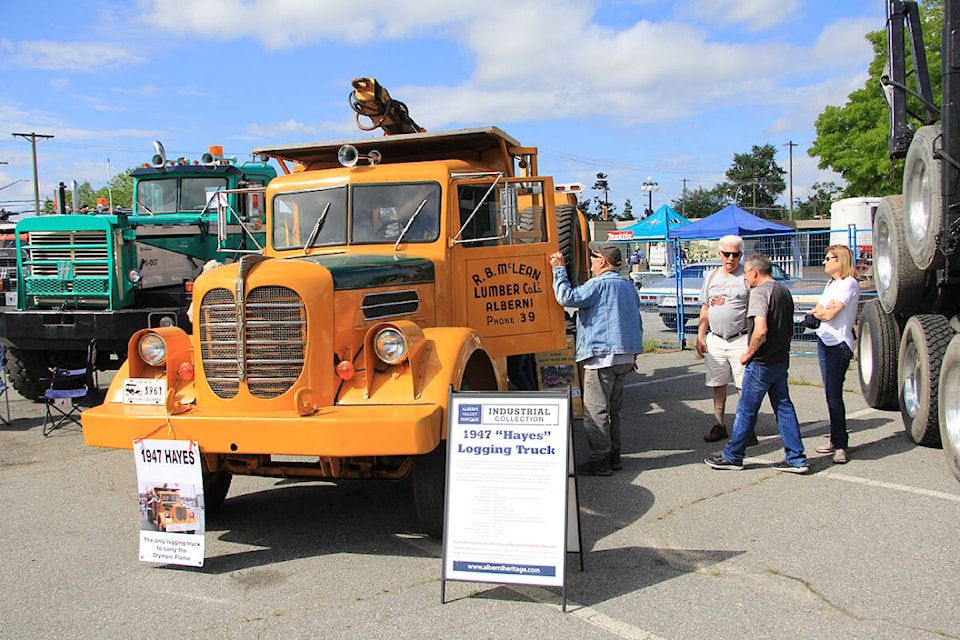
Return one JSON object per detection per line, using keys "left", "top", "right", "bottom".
{"left": 457, "top": 182, "right": 547, "bottom": 247}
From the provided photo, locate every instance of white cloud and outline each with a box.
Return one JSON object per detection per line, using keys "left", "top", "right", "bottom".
{"left": 4, "top": 41, "right": 145, "bottom": 71}
{"left": 140, "top": 0, "right": 480, "bottom": 49}
{"left": 812, "top": 17, "right": 879, "bottom": 67}
{"left": 677, "top": 0, "right": 802, "bottom": 32}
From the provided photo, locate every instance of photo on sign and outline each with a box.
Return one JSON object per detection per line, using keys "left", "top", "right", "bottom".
{"left": 138, "top": 482, "right": 203, "bottom": 535}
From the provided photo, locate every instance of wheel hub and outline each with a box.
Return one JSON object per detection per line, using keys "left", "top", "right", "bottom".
{"left": 901, "top": 343, "right": 921, "bottom": 418}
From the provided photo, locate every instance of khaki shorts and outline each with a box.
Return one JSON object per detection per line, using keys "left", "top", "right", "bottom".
{"left": 704, "top": 332, "right": 747, "bottom": 388}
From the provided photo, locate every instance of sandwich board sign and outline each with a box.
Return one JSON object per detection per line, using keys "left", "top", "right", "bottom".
{"left": 441, "top": 389, "right": 579, "bottom": 609}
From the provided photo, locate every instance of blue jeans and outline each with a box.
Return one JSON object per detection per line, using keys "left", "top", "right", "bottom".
{"left": 723, "top": 360, "right": 806, "bottom": 467}
{"left": 817, "top": 338, "right": 853, "bottom": 449}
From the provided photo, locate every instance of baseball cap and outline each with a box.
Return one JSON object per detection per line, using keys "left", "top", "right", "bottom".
{"left": 589, "top": 242, "right": 622, "bottom": 267}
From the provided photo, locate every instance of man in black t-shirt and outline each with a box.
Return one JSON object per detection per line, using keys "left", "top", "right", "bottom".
{"left": 705, "top": 254, "right": 808, "bottom": 473}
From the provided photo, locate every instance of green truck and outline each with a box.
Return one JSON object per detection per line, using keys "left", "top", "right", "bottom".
{"left": 0, "top": 143, "right": 276, "bottom": 400}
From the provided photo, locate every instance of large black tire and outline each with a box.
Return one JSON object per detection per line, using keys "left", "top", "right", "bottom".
{"left": 6, "top": 348, "right": 48, "bottom": 402}
{"left": 902, "top": 125, "right": 944, "bottom": 271}
{"left": 203, "top": 468, "right": 233, "bottom": 513}
{"left": 939, "top": 334, "right": 960, "bottom": 480}
{"left": 411, "top": 444, "right": 446, "bottom": 539}
{"left": 556, "top": 204, "right": 586, "bottom": 287}
{"left": 898, "top": 314, "right": 954, "bottom": 446}
{"left": 857, "top": 300, "right": 901, "bottom": 410}
{"left": 557, "top": 203, "right": 587, "bottom": 334}
{"left": 874, "top": 196, "right": 925, "bottom": 315}
{"left": 938, "top": 333, "right": 960, "bottom": 482}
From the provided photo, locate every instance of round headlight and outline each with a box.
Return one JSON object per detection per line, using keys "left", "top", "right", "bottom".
{"left": 128, "top": 269, "right": 143, "bottom": 284}
{"left": 139, "top": 333, "right": 167, "bottom": 366}
{"left": 158, "top": 315, "right": 175, "bottom": 327}
{"left": 374, "top": 328, "right": 407, "bottom": 364}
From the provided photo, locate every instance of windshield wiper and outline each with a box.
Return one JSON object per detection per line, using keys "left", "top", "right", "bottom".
{"left": 393, "top": 198, "right": 429, "bottom": 251}
{"left": 135, "top": 199, "right": 155, "bottom": 215}
{"left": 303, "top": 202, "right": 332, "bottom": 254}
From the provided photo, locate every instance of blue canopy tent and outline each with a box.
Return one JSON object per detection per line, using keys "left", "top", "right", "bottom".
{"left": 666, "top": 204, "right": 791, "bottom": 239}
{"left": 607, "top": 205, "right": 691, "bottom": 242}
{"left": 667, "top": 204, "right": 801, "bottom": 277}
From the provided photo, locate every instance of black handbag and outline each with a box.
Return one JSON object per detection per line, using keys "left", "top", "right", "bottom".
{"left": 802, "top": 313, "right": 821, "bottom": 330}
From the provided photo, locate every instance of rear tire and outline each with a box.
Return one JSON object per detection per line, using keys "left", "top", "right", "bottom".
{"left": 857, "top": 300, "right": 900, "bottom": 410}
{"left": 902, "top": 125, "right": 944, "bottom": 271}
{"left": 556, "top": 204, "right": 585, "bottom": 287}
{"left": 6, "top": 348, "right": 47, "bottom": 401}
{"left": 939, "top": 334, "right": 960, "bottom": 482}
{"left": 874, "top": 196, "right": 925, "bottom": 315}
{"left": 898, "top": 314, "right": 953, "bottom": 446}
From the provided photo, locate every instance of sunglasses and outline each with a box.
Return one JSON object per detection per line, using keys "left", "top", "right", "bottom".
{"left": 719, "top": 250, "right": 742, "bottom": 258}
{"left": 823, "top": 255, "right": 838, "bottom": 262}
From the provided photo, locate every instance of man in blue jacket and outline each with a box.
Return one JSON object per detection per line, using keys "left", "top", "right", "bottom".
{"left": 551, "top": 243, "right": 644, "bottom": 476}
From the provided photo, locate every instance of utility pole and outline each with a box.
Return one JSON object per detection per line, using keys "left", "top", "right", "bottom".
{"left": 786, "top": 140, "right": 797, "bottom": 220}
{"left": 12, "top": 132, "right": 54, "bottom": 216}
{"left": 681, "top": 178, "right": 689, "bottom": 218}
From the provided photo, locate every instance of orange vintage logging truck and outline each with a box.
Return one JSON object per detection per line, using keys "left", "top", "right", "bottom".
{"left": 82, "top": 78, "right": 590, "bottom": 537}
{"left": 146, "top": 486, "right": 199, "bottom": 534}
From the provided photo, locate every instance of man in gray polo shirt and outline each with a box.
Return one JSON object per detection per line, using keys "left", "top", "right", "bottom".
{"left": 695, "top": 235, "right": 755, "bottom": 445}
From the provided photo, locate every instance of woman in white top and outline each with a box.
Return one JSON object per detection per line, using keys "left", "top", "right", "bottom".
{"left": 811, "top": 245, "right": 860, "bottom": 464}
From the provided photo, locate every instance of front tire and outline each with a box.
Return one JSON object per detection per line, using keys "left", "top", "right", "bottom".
{"left": 411, "top": 445, "right": 446, "bottom": 539}
{"left": 898, "top": 314, "right": 953, "bottom": 446}
{"left": 857, "top": 300, "right": 900, "bottom": 410}
{"left": 938, "top": 333, "right": 960, "bottom": 482}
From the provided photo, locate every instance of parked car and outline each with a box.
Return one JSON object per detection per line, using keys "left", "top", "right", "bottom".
{"left": 636, "top": 261, "right": 819, "bottom": 334}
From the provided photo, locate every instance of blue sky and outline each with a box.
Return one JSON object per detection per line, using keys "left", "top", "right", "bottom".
{"left": 0, "top": 0, "right": 883, "bottom": 217}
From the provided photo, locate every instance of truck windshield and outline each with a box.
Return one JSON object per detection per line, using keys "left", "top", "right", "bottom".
{"left": 273, "top": 186, "right": 348, "bottom": 249}
{"left": 271, "top": 182, "right": 440, "bottom": 250}
{"left": 182, "top": 178, "right": 228, "bottom": 212}
{"left": 136, "top": 177, "right": 228, "bottom": 214}
{"left": 351, "top": 182, "right": 440, "bottom": 244}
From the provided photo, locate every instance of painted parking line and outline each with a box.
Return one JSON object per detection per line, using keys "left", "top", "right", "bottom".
{"left": 395, "top": 535, "right": 673, "bottom": 640}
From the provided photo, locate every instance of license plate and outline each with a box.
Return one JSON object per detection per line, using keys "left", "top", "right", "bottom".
{"left": 660, "top": 296, "right": 677, "bottom": 307}
{"left": 123, "top": 378, "right": 167, "bottom": 405}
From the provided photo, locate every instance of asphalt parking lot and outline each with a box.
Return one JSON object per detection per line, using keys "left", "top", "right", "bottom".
{"left": 2, "top": 350, "right": 959, "bottom": 640}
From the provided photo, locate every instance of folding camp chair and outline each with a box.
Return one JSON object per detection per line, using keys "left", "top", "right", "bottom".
{"left": 42, "top": 340, "right": 97, "bottom": 436}
{"left": 0, "top": 344, "right": 10, "bottom": 425}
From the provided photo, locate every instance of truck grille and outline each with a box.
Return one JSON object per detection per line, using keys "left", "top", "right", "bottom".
{"left": 199, "top": 286, "right": 306, "bottom": 399}
{"left": 360, "top": 290, "right": 420, "bottom": 320}
{"left": 23, "top": 230, "right": 110, "bottom": 306}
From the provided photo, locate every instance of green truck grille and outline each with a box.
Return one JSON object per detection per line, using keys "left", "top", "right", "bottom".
{"left": 199, "top": 286, "right": 306, "bottom": 400}
{"left": 23, "top": 230, "right": 111, "bottom": 307}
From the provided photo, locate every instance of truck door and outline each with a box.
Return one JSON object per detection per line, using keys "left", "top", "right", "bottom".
{"left": 451, "top": 176, "right": 567, "bottom": 358}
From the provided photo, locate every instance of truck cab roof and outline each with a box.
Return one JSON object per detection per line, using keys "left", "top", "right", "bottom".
{"left": 254, "top": 127, "right": 526, "bottom": 173}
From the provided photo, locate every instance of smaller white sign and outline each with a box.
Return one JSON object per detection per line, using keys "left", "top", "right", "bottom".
{"left": 133, "top": 439, "right": 205, "bottom": 567}
{"left": 3, "top": 292, "right": 14, "bottom": 306}
{"left": 123, "top": 378, "right": 167, "bottom": 405}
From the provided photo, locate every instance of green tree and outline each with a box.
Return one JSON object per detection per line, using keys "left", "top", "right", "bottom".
{"left": 92, "top": 170, "right": 134, "bottom": 210}
{"left": 620, "top": 198, "right": 634, "bottom": 220}
{"left": 721, "top": 144, "right": 786, "bottom": 218}
{"left": 809, "top": 0, "right": 942, "bottom": 196}
{"left": 794, "top": 181, "right": 843, "bottom": 219}
{"left": 671, "top": 185, "right": 729, "bottom": 219}
{"left": 591, "top": 172, "right": 616, "bottom": 220}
